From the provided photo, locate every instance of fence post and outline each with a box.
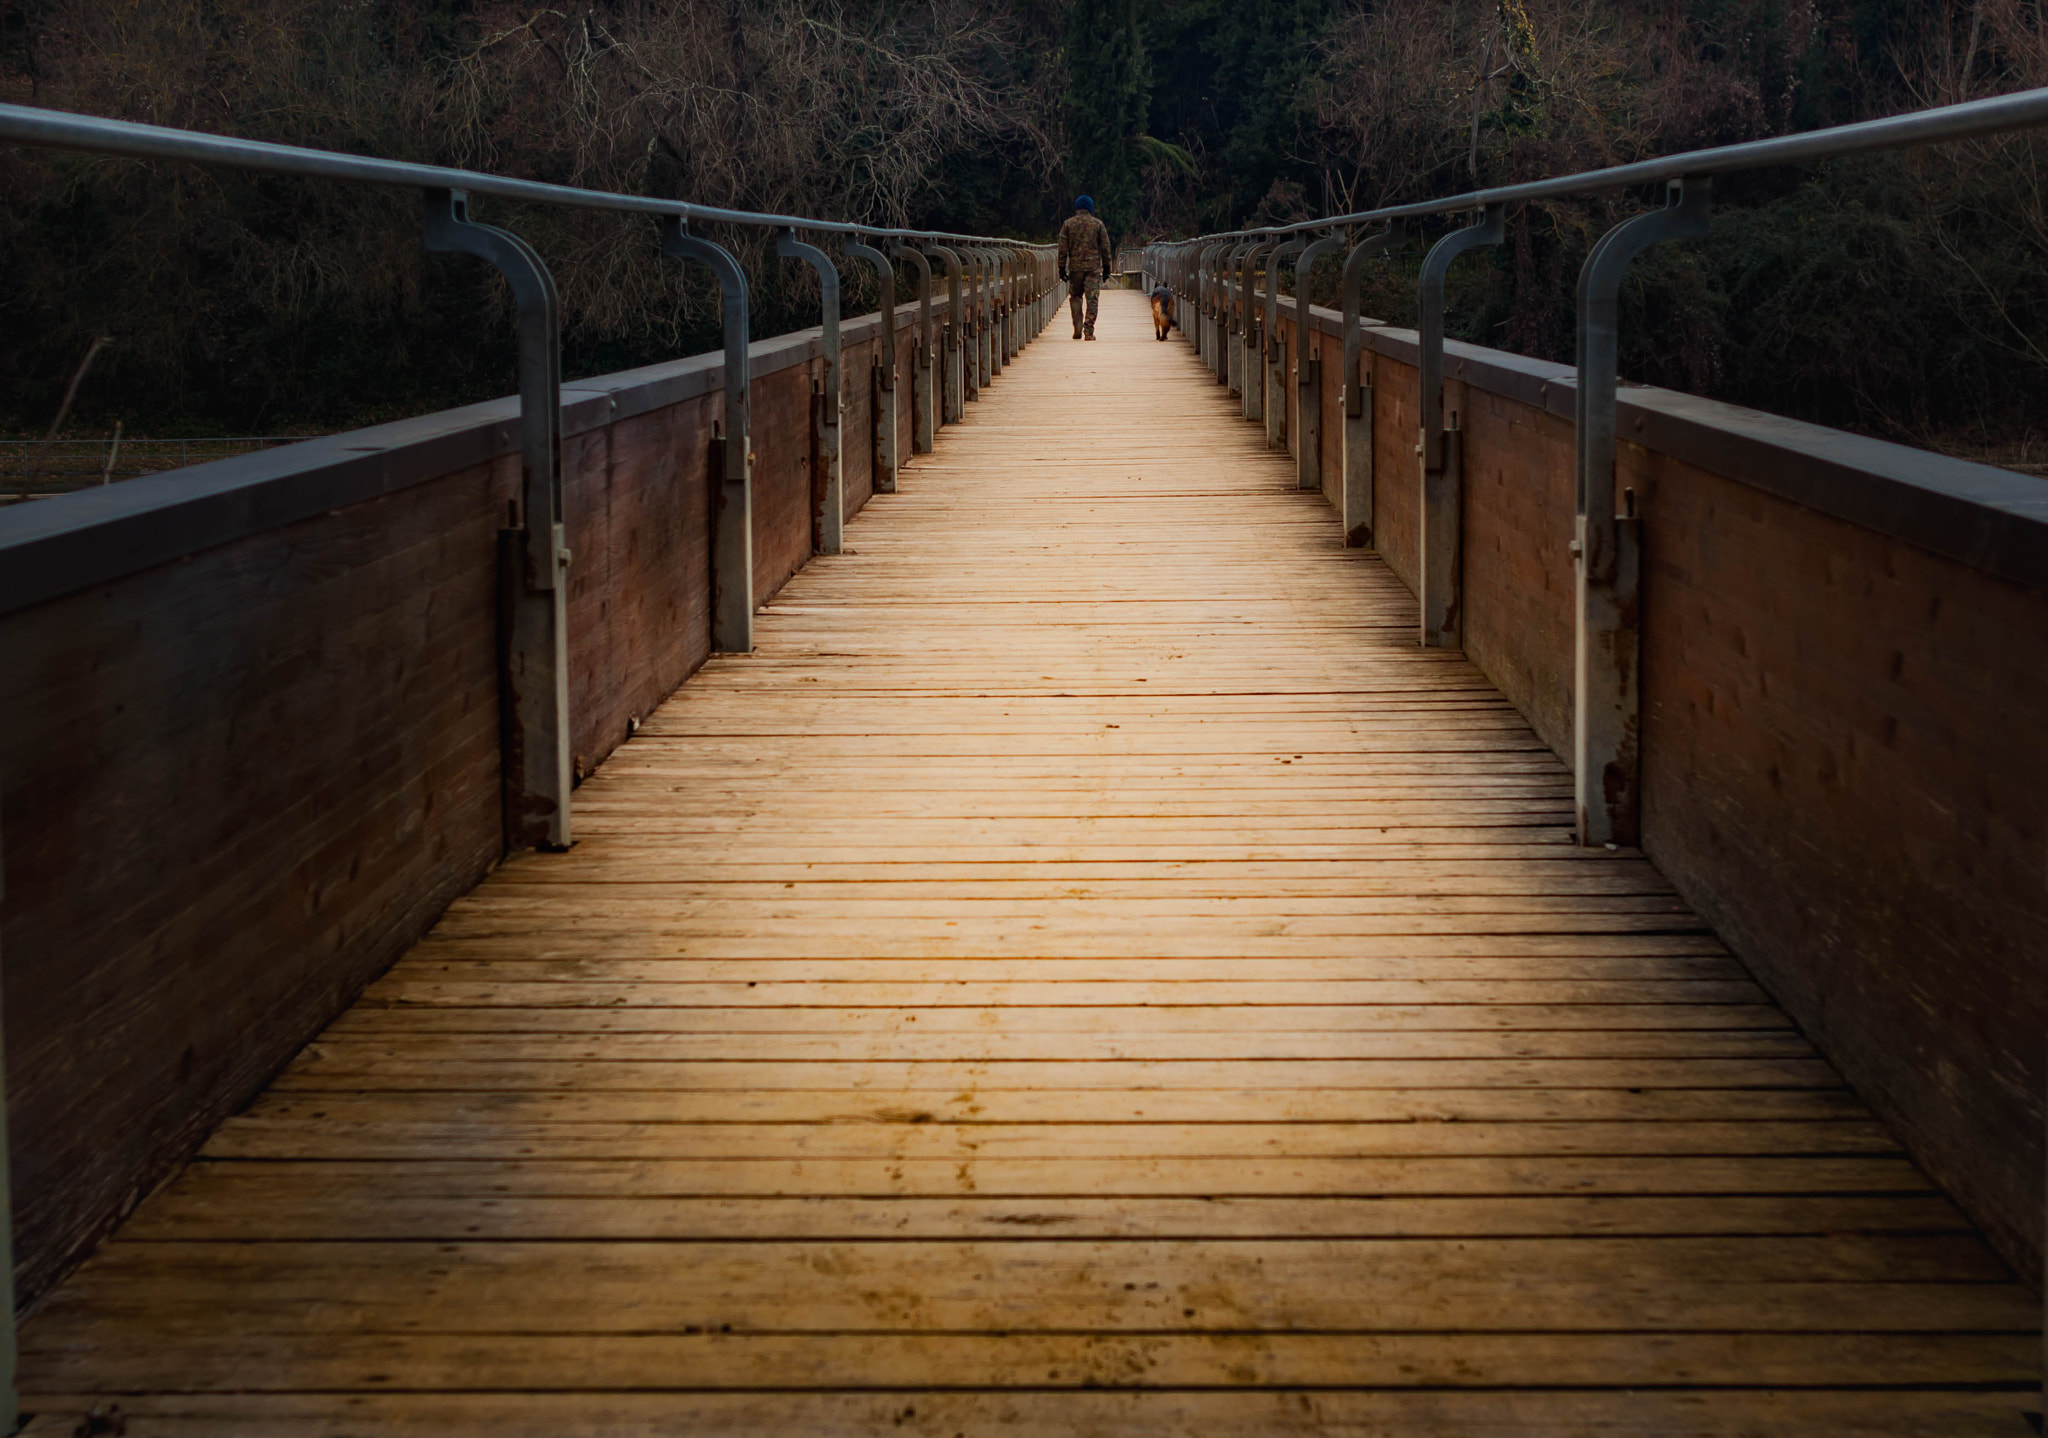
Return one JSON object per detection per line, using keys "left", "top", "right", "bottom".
{"left": 1263, "top": 236, "right": 1307, "bottom": 450}
{"left": 1237, "top": 238, "right": 1264, "bottom": 398}
{"left": 1573, "top": 178, "right": 1711, "bottom": 847}
{"left": 1243, "top": 238, "right": 1276, "bottom": 422}
{"left": 845, "top": 238, "right": 899, "bottom": 492}
{"left": 1416, "top": 204, "right": 1504, "bottom": 650}
{"left": 975, "top": 249, "right": 996, "bottom": 389}
{"left": 1338, "top": 221, "right": 1405, "bottom": 548}
{"left": 424, "top": 187, "right": 573, "bottom": 851}
{"left": 961, "top": 250, "right": 983, "bottom": 403}
{"left": 926, "top": 245, "right": 965, "bottom": 424}
{"left": 1204, "top": 244, "right": 1220, "bottom": 385}
{"left": 1292, "top": 233, "right": 1345, "bottom": 492}
{"left": 892, "top": 243, "right": 935, "bottom": 454}
{"left": 662, "top": 216, "right": 755, "bottom": 654}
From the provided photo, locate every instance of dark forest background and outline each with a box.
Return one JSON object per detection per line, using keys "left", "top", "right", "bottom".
{"left": 2, "top": 0, "right": 2044, "bottom": 467}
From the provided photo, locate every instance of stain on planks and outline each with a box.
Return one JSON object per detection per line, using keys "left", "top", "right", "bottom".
{"left": 18, "top": 292, "right": 2039, "bottom": 1437}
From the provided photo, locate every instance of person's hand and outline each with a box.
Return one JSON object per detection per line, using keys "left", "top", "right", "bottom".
{"left": 1059, "top": 267, "right": 1068, "bottom": 283}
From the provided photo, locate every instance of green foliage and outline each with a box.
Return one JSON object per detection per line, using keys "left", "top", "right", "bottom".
{"left": 1143, "top": 0, "right": 1343, "bottom": 225}
{"left": 1, "top": 0, "right": 2042, "bottom": 461}
{"left": 1065, "top": 0, "right": 1150, "bottom": 236}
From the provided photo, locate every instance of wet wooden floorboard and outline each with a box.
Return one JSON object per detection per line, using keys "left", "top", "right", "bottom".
{"left": 19, "top": 291, "right": 2038, "bottom": 1435}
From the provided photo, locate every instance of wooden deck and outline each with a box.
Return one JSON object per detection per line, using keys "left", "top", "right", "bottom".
{"left": 21, "top": 289, "right": 2038, "bottom": 1435}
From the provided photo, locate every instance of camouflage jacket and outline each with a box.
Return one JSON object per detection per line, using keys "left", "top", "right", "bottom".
{"left": 1057, "top": 212, "right": 1112, "bottom": 277}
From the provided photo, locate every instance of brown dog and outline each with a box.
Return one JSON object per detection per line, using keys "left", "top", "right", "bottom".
{"left": 1150, "top": 286, "right": 1178, "bottom": 342}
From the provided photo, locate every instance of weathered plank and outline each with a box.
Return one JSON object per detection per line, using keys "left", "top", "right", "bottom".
{"left": 18, "top": 290, "right": 2037, "bottom": 1435}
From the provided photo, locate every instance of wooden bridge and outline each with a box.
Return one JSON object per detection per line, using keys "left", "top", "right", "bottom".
{"left": 13, "top": 290, "right": 2039, "bottom": 1435}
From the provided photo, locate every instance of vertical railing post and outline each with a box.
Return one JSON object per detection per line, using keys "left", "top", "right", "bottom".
{"left": 892, "top": 242, "right": 935, "bottom": 454}
{"left": 1338, "top": 221, "right": 1404, "bottom": 548}
{"left": 776, "top": 228, "right": 842, "bottom": 554}
{"left": 961, "top": 249, "right": 983, "bottom": 403}
{"left": 1009, "top": 248, "right": 1028, "bottom": 359}
{"left": 991, "top": 249, "right": 1008, "bottom": 364}
{"left": 845, "top": 237, "right": 899, "bottom": 492}
{"left": 1238, "top": 238, "right": 1264, "bottom": 396}
{"left": 1243, "top": 238, "right": 1276, "bottom": 422}
{"left": 1293, "top": 232, "right": 1345, "bottom": 492}
{"left": 1223, "top": 239, "right": 1250, "bottom": 395}
{"left": 1263, "top": 236, "right": 1307, "bottom": 449}
{"left": 985, "top": 248, "right": 1005, "bottom": 379}
{"left": 975, "top": 249, "right": 996, "bottom": 389}
{"left": 1416, "top": 204, "right": 1503, "bottom": 650}
{"left": 1573, "top": 178, "right": 1710, "bottom": 847}
{"left": 926, "top": 245, "right": 965, "bottom": 424}
{"left": 425, "top": 187, "right": 572, "bottom": 850}
{"left": 1197, "top": 243, "right": 1219, "bottom": 367}
{"left": 1203, "top": 242, "right": 1230, "bottom": 373}
{"left": 662, "top": 216, "right": 755, "bottom": 654}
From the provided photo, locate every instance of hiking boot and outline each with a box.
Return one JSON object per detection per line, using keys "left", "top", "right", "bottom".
{"left": 1084, "top": 329, "right": 1096, "bottom": 341}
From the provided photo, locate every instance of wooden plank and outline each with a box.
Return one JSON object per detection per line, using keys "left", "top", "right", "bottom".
{"left": 20, "top": 1390, "right": 2038, "bottom": 1437}
{"left": 18, "top": 289, "right": 2035, "bottom": 1430}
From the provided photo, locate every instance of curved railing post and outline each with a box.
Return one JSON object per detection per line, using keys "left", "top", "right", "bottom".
{"left": 1337, "top": 220, "right": 1406, "bottom": 548}
{"left": 776, "top": 228, "right": 843, "bottom": 554}
{"left": 960, "top": 249, "right": 983, "bottom": 402}
{"left": 1242, "top": 237, "right": 1277, "bottom": 421}
{"left": 1009, "top": 247, "right": 1030, "bottom": 359}
{"left": 424, "top": 187, "right": 572, "bottom": 851}
{"left": 1263, "top": 235, "right": 1307, "bottom": 448}
{"left": 1209, "top": 241, "right": 1236, "bottom": 380}
{"left": 1292, "top": 231, "right": 1346, "bottom": 492}
{"left": 1000, "top": 247, "right": 1017, "bottom": 366}
{"left": 661, "top": 215, "right": 755, "bottom": 654}
{"left": 1226, "top": 238, "right": 1258, "bottom": 395}
{"left": 975, "top": 248, "right": 997, "bottom": 388}
{"left": 962, "top": 248, "right": 987, "bottom": 403}
{"left": 891, "top": 242, "right": 935, "bottom": 453}
{"left": 1228, "top": 239, "right": 1261, "bottom": 403}
{"left": 1416, "top": 203, "right": 1504, "bottom": 649}
{"left": 845, "top": 237, "right": 900, "bottom": 493}
{"left": 982, "top": 248, "right": 1004, "bottom": 380}
{"left": 1574, "top": 177, "right": 1712, "bottom": 847}
{"left": 1198, "top": 242, "right": 1227, "bottom": 371}
{"left": 926, "top": 244, "right": 965, "bottom": 424}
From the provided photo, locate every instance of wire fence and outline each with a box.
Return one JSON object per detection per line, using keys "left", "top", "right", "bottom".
{"left": 0, "top": 435, "right": 321, "bottom": 504}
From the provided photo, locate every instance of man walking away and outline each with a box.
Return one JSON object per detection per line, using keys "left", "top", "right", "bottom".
{"left": 1057, "top": 195, "right": 1113, "bottom": 341}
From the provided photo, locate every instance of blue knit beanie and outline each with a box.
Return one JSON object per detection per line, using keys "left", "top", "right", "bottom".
{"left": 1075, "top": 195, "right": 1094, "bottom": 211}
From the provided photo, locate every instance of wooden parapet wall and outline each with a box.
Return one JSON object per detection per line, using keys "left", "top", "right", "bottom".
{"left": 0, "top": 305, "right": 922, "bottom": 1306}
{"left": 1265, "top": 297, "right": 2048, "bottom": 1278}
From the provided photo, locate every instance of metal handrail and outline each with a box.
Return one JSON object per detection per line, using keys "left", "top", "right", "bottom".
{"left": 1140, "top": 84, "right": 2048, "bottom": 859}
{"left": 1166, "top": 85, "right": 2048, "bottom": 244}
{"left": 0, "top": 102, "right": 1048, "bottom": 248}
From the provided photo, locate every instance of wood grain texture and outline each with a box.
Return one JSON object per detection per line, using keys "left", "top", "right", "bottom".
{"left": 19, "top": 292, "right": 2035, "bottom": 1437}
{"left": 1282, "top": 296, "right": 2048, "bottom": 1279}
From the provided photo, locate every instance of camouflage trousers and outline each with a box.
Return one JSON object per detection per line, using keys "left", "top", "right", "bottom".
{"left": 1068, "top": 271, "right": 1102, "bottom": 331}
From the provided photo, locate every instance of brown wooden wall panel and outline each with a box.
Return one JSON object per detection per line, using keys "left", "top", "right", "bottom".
{"left": 841, "top": 335, "right": 877, "bottom": 518}
{"left": 1632, "top": 448, "right": 2048, "bottom": 1272}
{"left": 1370, "top": 346, "right": 1423, "bottom": 597}
{"left": 1259, "top": 296, "right": 2047, "bottom": 1273}
{"left": 566, "top": 399, "right": 716, "bottom": 774}
{"left": 1459, "top": 385, "right": 1577, "bottom": 758}
{"left": 750, "top": 361, "right": 818, "bottom": 607}
{"left": 0, "top": 305, "right": 933, "bottom": 1308}
{"left": 0, "top": 461, "right": 514, "bottom": 1303}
